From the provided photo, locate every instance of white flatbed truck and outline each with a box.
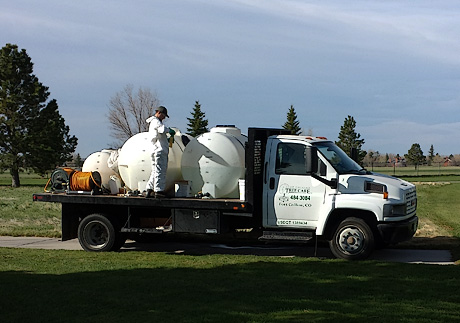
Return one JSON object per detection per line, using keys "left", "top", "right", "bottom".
{"left": 33, "top": 128, "right": 418, "bottom": 260}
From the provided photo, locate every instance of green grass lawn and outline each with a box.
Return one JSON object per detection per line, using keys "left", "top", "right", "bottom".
{"left": 1, "top": 173, "right": 460, "bottom": 322}
{"left": 416, "top": 183, "right": 460, "bottom": 238}
{"left": 372, "top": 166, "right": 460, "bottom": 178}
{"left": 0, "top": 186, "right": 61, "bottom": 237}
{"left": 0, "top": 171, "right": 49, "bottom": 186}
{"left": 1, "top": 248, "right": 459, "bottom": 323}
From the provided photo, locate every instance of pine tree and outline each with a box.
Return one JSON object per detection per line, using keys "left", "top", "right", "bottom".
{"left": 283, "top": 105, "right": 301, "bottom": 135}
{"left": 187, "top": 100, "right": 209, "bottom": 137}
{"left": 335, "top": 115, "right": 366, "bottom": 164}
{"left": 0, "top": 44, "right": 77, "bottom": 187}
{"left": 74, "top": 153, "right": 83, "bottom": 168}
{"left": 405, "top": 143, "right": 425, "bottom": 170}
{"left": 428, "top": 144, "right": 435, "bottom": 166}
{"left": 27, "top": 98, "right": 78, "bottom": 174}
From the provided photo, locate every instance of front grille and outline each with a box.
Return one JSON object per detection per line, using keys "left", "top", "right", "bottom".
{"left": 405, "top": 188, "right": 417, "bottom": 215}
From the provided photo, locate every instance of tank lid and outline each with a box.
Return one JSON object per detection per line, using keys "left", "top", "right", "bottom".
{"left": 211, "top": 126, "right": 241, "bottom": 136}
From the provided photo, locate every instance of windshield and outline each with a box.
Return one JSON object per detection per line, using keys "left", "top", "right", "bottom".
{"left": 314, "top": 142, "right": 365, "bottom": 174}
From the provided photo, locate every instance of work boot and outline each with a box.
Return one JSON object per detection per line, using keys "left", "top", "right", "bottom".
{"left": 145, "top": 189, "right": 154, "bottom": 198}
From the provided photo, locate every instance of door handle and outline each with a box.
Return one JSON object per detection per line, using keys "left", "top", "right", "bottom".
{"left": 269, "top": 177, "right": 275, "bottom": 190}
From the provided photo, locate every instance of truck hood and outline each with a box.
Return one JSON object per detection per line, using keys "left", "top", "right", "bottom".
{"left": 338, "top": 172, "right": 415, "bottom": 200}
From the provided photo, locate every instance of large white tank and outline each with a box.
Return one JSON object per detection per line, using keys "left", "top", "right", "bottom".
{"left": 117, "top": 128, "right": 189, "bottom": 193}
{"left": 82, "top": 149, "right": 119, "bottom": 190}
{"left": 181, "top": 126, "right": 247, "bottom": 198}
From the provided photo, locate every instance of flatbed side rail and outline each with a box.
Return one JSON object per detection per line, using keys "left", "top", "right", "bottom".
{"left": 33, "top": 193, "right": 252, "bottom": 212}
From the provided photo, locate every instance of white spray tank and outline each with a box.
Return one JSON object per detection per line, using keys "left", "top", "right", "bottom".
{"left": 181, "top": 126, "right": 247, "bottom": 198}
{"left": 82, "top": 149, "right": 119, "bottom": 190}
{"left": 117, "top": 128, "right": 190, "bottom": 193}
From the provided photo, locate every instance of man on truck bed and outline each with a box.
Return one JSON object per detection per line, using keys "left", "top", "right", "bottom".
{"left": 145, "top": 106, "right": 175, "bottom": 198}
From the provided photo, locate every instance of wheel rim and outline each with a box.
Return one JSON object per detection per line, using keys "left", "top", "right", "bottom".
{"left": 337, "top": 226, "right": 365, "bottom": 255}
{"left": 83, "top": 220, "right": 109, "bottom": 250}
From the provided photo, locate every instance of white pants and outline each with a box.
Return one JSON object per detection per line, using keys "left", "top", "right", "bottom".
{"left": 146, "top": 149, "right": 168, "bottom": 192}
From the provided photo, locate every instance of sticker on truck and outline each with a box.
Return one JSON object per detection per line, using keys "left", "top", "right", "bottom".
{"left": 278, "top": 184, "right": 313, "bottom": 208}
{"left": 276, "top": 220, "right": 309, "bottom": 226}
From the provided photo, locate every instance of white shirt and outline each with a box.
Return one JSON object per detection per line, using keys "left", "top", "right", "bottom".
{"left": 146, "top": 116, "right": 170, "bottom": 152}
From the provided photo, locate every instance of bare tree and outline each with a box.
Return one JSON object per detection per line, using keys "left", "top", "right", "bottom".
{"left": 108, "top": 85, "right": 160, "bottom": 145}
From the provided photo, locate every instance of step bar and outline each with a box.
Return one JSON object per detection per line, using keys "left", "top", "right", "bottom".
{"left": 258, "top": 230, "right": 314, "bottom": 242}
{"left": 259, "top": 230, "right": 318, "bottom": 256}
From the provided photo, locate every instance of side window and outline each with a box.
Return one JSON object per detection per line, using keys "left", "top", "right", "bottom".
{"left": 319, "top": 159, "right": 327, "bottom": 176}
{"left": 275, "top": 143, "right": 307, "bottom": 175}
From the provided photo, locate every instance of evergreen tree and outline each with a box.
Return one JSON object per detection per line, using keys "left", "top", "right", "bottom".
{"left": 335, "top": 115, "right": 366, "bottom": 164}
{"left": 283, "top": 105, "right": 301, "bottom": 135}
{"left": 187, "top": 100, "right": 209, "bottom": 137}
{"left": 0, "top": 44, "right": 77, "bottom": 187}
{"left": 405, "top": 143, "right": 425, "bottom": 170}
{"left": 74, "top": 153, "right": 83, "bottom": 168}
{"left": 428, "top": 144, "right": 435, "bottom": 166}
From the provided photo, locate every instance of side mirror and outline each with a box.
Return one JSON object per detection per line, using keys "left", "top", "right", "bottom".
{"left": 305, "top": 146, "right": 318, "bottom": 174}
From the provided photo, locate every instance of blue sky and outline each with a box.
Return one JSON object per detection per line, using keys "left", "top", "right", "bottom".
{"left": 2, "top": 0, "right": 460, "bottom": 158}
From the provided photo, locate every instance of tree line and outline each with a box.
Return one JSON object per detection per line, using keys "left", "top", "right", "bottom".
{"left": 0, "top": 43, "right": 452, "bottom": 187}
{"left": 110, "top": 86, "right": 448, "bottom": 171}
{"left": 107, "top": 87, "right": 367, "bottom": 165}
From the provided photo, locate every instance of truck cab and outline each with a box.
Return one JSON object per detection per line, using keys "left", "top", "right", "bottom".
{"left": 262, "top": 134, "right": 418, "bottom": 260}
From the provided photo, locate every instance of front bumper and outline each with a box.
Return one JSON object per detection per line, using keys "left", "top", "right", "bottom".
{"left": 377, "top": 216, "right": 418, "bottom": 244}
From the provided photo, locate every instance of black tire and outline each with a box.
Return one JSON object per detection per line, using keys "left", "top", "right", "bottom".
{"left": 329, "top": 217, "right": 375, "bottom": 260}
{"left": 78, "top": 214, "right": 124, "bottom": 252}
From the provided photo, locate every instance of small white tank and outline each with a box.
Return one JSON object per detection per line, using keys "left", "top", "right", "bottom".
{"left": 82, "top": 149, "right": 119, "bottom": 190}
{"left": 117, "top": 128, "right": 189, "bottom": 192}
{"left": 181, "top": 126, "right": 247, "bottom": 198}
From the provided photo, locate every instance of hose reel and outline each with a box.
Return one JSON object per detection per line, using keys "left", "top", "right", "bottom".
{"left": 47, "top": 168, "right": 102, "bottom": 194}
{"left": 49, "top": 168, "right": 71, "bottom": 192}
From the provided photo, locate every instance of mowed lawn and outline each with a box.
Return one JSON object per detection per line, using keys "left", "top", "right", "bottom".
{"left": 1, "top": 248, "right": 460, "bottom": 323}
{"left": 1, "top": 171, "right": 460, "bottom": 322}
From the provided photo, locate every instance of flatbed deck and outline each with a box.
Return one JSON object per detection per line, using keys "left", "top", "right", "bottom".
{"left": 33, "top": 192, "right": 252, "bottom": 212}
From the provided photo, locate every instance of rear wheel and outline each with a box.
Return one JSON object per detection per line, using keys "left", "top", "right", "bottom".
{"left": 329, "top": 217, "right": 374, "bottom": 260}
{"left": 78, "top": 214, "right": 125, "bottom": 252}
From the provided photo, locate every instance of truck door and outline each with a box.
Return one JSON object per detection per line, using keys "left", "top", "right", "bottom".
{"left": 263, "top": 139, "right": 324, "bottom": 229}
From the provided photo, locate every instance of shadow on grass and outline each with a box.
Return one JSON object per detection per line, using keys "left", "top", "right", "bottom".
{"left": 1, "top": 257, "right": 460, "bottom": 322}
{"left": 398, "top": 236, "right": 460, "bottom": 249}
{"left": 119, "top": 236, "right": 457, "bottom": 264}
{"left": 398, "top": 236, "right": 460, "bottom": 263}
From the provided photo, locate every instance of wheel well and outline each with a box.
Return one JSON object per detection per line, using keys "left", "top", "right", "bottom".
{"left": 62, "top": 204, "right": 128, "bottom": 240}
{"left": 323, "top": 209, "right": 377, "bottom": 240}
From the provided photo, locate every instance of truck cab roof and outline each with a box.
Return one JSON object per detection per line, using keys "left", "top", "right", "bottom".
{"left": 271, "top": 134, "right": 331, "bottom": 145}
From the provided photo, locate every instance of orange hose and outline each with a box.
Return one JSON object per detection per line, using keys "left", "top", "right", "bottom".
{"left": 62, "top": 167, "right": 74, "bottom": 176}
{"left": 69, "top": 171, "right": 101, "bottom": 191}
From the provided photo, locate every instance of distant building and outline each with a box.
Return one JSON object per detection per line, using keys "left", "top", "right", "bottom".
{"left": 443, "top": 157, "right": 453, "bottom": 167}
{"left": 388, "top": 156, "right": 406, "bottom": 167}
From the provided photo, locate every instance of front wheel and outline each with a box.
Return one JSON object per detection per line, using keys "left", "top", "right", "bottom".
{"left": 78, "top": 214, "right": 125, "bottom": 252}
{"left": 329, "top": 217, "right": 375, "bottom": 260}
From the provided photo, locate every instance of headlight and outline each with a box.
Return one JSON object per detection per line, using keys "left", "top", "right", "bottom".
{"left": 383, "top": 204, "right": 406, "bottom": 217}
{"left": 365, "top": 181, "right": 388, "bottom": 199}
